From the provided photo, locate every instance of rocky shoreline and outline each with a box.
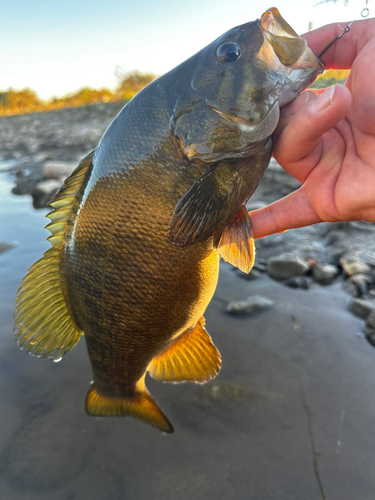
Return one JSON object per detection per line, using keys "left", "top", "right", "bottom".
{"left": 1, "top": 102, "right": 375, "bottom": 344}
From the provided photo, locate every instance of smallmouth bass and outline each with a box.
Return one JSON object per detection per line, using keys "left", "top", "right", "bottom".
{"left": 14, "top": 8, "right": 323, "bottom": 432}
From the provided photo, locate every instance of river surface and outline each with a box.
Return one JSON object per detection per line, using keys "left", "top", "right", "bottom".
{"left": 1, "top": 171, "right": 375, "bottom": 500}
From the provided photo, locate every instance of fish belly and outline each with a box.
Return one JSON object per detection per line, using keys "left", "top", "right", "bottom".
{"left": 66, "top": 176, "right": 220, "bottom": 398}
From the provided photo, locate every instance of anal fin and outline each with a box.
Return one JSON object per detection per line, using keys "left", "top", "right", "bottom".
{"left": 217, "top": 205, "right": 255, "bottom": 274}
{"left": 86, "top": 380, "right": 174, "bottom": 433}
{"left": 148, "top": 318, "right": 221, "bottom": 384}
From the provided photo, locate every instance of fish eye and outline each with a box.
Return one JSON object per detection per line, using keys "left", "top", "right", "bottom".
{"left": 216, "top": 42, "right": 241, "bottom": 63}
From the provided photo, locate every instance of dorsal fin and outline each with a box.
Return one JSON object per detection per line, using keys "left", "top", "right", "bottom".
{"left": 14, "top": 151, "right": 95, "bottom": 360}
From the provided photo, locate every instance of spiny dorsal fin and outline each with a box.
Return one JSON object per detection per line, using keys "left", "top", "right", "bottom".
{"left": 14, "top": 151, "right": 95, "bottom": 360}
{"left": 86, "top": 378, "right": 174, "bottom": 433}
{"left": 148, "top": 317, "right": 222, "bottom": 384}
{"left": 217, "top": 206, "right": 255, "bottom": 274}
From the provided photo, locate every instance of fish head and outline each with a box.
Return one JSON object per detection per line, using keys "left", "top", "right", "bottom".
{"left": 171, "top": 7, "right": 324, "bottom": 163}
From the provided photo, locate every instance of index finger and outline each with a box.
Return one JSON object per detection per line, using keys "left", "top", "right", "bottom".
{"left": 302, "top": 18, "right": 375, "bottom": 69}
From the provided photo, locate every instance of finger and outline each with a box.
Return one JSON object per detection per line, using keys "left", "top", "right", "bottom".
{"left": 273, "top": 84, "right": 351, "bottom": 183}
{"left": 302, "top": 18, "right": 375, "bottom": 68}
{"left": 249, "top": 188, "right": 322, "bottom": 240}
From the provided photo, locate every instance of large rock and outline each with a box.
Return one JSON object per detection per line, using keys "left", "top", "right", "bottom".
{"left": 340, "top": 257, "right": 371, "bottom": 276}
{"left": 346, "top": 273, "right": 372, "bottom": 297}
{"left": 226, "top": 295, "right": 274, "bottom": 316}
{"left": 347, "top": 297, "right": 375, "bottom": 319}
{"left": 267, "top": 254, "right": 310, "bottom": 281}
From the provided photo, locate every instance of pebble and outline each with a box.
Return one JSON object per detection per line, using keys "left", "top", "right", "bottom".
{"left": 226, "top": 295, "right": 274, "bottom": 316}
{"left": 340, "top": 257, "right": 371, "bottom": 276}
{"left": 283, "top": 277, "right": 310, "bottom": 290}
{"left": 237, "top": 269, "right": 262, "bottom": 281}
{"left": 267, "top": 254, "right": 310, "bottom": 281}
{"left": 347, "top": 297, "right": 375, "bottom": 319}
{"left": 42, "top": 161, "right": 77, "bottom": 180}
{"left": 0, "top": 241, "right": 16, "bottom": 255}
{"left": 312, "top": 263, "right": 339, "bottom": 284}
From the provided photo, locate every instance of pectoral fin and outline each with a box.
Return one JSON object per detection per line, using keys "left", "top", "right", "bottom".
{"left": 148, "top": 318, "right": 221, "bottom": 383}
{"left": 217, "top": 206, "right": 255, "bottom": 274}
{"left": 169, "top": 160, "right": 243, "bottom": 247}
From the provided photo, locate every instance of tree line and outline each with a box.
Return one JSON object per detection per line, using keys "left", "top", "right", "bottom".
{"left": 0, "top": 69, "right": 349, "bottom": 116}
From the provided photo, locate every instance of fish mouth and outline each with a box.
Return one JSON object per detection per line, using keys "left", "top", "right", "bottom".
{"left": 207, "top": 100, "right": 280, "bottom": 141}
{"left": 256, "top": 8, "right": 324, "bottom": 105}
{"left": 258, "top": 7, "right": 324, "bottom": 75}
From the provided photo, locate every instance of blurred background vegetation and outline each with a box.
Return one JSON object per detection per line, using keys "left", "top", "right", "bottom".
{"left": 0, "top": 71, "right": 156, "bottom": 116}
{"left": 0, "top": 69, "right": 349, "bottom": 116}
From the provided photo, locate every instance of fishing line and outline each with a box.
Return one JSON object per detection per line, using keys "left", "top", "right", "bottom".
{"left": 318, "top": 20, "right": 353, "bottom": 58}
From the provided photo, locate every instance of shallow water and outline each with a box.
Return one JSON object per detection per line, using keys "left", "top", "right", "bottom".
{"left": 1, "top": 171, "right": 375, "bottom": 499}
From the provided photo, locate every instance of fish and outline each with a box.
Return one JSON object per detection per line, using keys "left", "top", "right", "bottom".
{"left": 14, "top": 7, "right": 324, "bottom": 433}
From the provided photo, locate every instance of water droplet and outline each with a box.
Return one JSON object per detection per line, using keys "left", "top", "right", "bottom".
{"left": 50, "top": 349, "right": 64, "bottom": 362}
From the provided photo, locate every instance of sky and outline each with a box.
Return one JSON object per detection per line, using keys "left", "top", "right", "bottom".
{"left": 1, "top": 0, "right": 371, "bottom": 99}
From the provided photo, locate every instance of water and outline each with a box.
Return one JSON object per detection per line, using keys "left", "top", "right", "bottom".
{"left": 1, "top": 171, "right": 375, "bottom": 499}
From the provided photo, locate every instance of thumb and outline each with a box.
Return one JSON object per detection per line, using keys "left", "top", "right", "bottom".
{"left": 273, "top": 84, "right": 352, "bottom": 183}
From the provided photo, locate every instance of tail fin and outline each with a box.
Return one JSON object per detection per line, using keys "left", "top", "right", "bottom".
{"left": 86, "top": 382, "right": 174, "bottom": 433}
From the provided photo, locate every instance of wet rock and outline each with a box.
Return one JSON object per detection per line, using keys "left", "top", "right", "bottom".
{"left": 347, "top": 274, "right": 372, "bottom": 297}
{"left": 364, "top": 310, "right": 375, "bottom": 333}
{"left": 267, "top": 254, "right": 309, "bottom": 281}
{"left": 237, "top": 269, "right": 262, "bottom": 281}
{"left": 42, "top": 161, "right": 77, "bottom": 180}
{"left": 0, "top": 241, "right": 16, "bottom": 255}
{"left": 31, "top": 179, "right": 62, "bottom": 208}
{"left": 347, "top": 297, "right": 375, "bottom": 319}
{"left": 252, "top": 260, "right": 267, "bottom": 273}
{"left": 283, "top": 277, "right": 310, "bottom": 290}
{"left": 340, "top": 257, "right": 371, "bottom": 276}
{"left": 364, "top": 311, "right": 375, "bottom": 346}
{"left": 312, "top": 263, "right": 339, "bottom": 284}
{"left": 343, "top": 280, "right": 360, "bottom": 297}
{"left": 226, "top": 295, "right": 274, "bottom": 316}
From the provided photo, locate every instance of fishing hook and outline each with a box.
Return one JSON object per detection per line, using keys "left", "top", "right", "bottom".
{"left": 318, "top": 20, "right": 353, "bottom": 58}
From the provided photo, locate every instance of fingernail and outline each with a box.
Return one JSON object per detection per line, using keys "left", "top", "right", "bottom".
{"left": 311, "top": 85, "right": 335, "bottom": 113}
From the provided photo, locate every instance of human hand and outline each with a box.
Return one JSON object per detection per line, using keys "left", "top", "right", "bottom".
{"left": 250, "top": 18, "right": 375, "bottom": 239}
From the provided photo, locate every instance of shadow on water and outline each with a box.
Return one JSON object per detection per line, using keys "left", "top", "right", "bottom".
{"left": 1, "top": 163, "right": 375, "bottom": 499}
